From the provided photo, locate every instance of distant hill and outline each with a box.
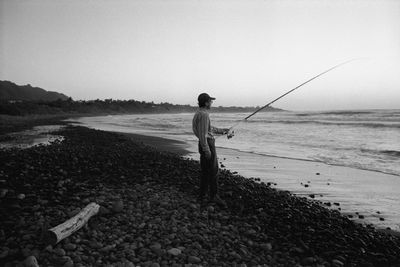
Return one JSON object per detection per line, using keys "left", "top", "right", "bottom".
{"left": 0, "top": 80, "right": 69, "bottom": 102}
{"left": 0, "top": 80, "right": 282, "bottom": 116}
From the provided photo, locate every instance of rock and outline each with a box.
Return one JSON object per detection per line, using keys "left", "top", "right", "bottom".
{"left": 207, "top": 206, "right": 214, "bottom": 213}
{"left": 0, "top": 189, "right": 8, "bottom": 198}
{"left": 150, "top": 263, "right": 160, "bottom": 267}
{"left": 188, "top": 255, "right": 201, "bottom": 263}
{"left": 89, "top": 241, "right": 103, "bottom": 249}
{"left": 260, "top": 243, "right": 272, "bottom": 251}
{"left": 64, "top": 243, "right": 77, "bottom": 251}
{"left": 332, "top": 259, "right": 344, "bottom": 267}
{"left": 54, "top": 248, "right": 66, "bottom": 257}
{"left": 302, "top": 257, "right": 316, "bottom": 265}
{"left": 17, "top": 193, "right": 26, "bottom": 200}
{"left": 63, "top": 259, "right": 74, "bottom": 267}
{"left": 167, "top": 248, "right": 182, "bottom": 256}
{"left": 21, "top": 248, "right": 31, "bottom": 258}
{"left": 112, "top": 200, "right": 124, "bottom": 213}
{"left": 0, "top": 249, "right": 9, "bottom": 259}
{"left": 125, "top": 262, "right": 135, "bottom": 267}
{"left": 23, "top": 256, "right": 39, "bottom": 267}
{"left": 150, "top": 242, "right": 162, "bottom": 251}
{"left": 99, "top": 206, "right": 111, "bottom": 215}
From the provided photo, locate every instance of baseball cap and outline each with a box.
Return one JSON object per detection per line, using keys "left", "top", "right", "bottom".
{"left": 198, "top": 93, "right": 216, "bottom": 104}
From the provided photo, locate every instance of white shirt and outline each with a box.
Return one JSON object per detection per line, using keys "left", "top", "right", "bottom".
{"left": 192, "top": 108, "right": 224, "bottom": 153}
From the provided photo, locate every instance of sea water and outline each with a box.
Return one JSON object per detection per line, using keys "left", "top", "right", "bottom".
{"left": 71, "top": 110, "right": 400, "bottom": 176}
{"left": 69, "top": 110, "right": 400, "bottom": 230}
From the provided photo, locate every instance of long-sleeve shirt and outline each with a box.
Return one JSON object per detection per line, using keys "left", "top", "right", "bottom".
{"left": 192, "top": 108, "right": 225, "bottom": 154}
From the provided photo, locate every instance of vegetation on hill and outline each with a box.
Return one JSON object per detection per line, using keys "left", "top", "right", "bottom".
{"left": 0, "top": 98, "right": 279, "bottom": 116}
{"left": 0, "top": 80, "right": 280, "bottom": 116}
{"left": 0, "top": 80, "right": 69, "bottom": 102}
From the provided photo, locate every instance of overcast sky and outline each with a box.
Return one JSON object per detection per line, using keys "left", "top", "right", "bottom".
{"left": 1, "top": 0, "right": 399, "bottom": 110}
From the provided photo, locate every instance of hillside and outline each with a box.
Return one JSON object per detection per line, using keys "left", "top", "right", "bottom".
{"left": 0, "top": 80, "right": 69, "bottom": 102}
{"left": 0, "top": 81, "right": 282, "bottom": 116}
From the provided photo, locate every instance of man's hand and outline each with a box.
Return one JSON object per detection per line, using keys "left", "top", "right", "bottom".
{"left": 205, "top": 150, "right": 212, "bottom": 160}
{"left": 227, "top": 130, "right": 235, "bottom": 139}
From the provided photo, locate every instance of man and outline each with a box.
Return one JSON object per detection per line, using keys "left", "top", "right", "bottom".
{"left": 192, "top": 93, "right": 231, "bottom": 205}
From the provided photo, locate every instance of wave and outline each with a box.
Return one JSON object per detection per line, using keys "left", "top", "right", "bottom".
{"left": 215, "top": 145, "right": 400, "bottom": 177}
{"left": 244, "top": 119, "right": 400, "bottom": 129}
{"left": 296, "top": 110, "right": 375, "bottom": 116}
{"left": 381, "top": 150, "right": 400, "bottom": 157}
{"left": 360, "top": 148, "right": 400, "bottom": 157}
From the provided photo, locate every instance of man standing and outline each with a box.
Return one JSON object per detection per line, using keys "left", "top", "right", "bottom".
{"left": 192, "top": 93, "right": 230, "bottom": 205}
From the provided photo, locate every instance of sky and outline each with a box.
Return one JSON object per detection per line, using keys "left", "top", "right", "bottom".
{"left": 1, "top": 0, "right": 399, "bottom": 110}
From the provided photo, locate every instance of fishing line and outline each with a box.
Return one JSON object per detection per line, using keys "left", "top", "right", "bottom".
{"left": 219, "top": 58, "right": 365, "bottom": 139}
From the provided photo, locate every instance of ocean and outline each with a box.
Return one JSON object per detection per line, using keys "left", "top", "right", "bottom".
{"left": 71, "top": 109, "right": 400, "bottom": 176}
{"left": 69, "top": 109, "right": 400, "bottom": 231}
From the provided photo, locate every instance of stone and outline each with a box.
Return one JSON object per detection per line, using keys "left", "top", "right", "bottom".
{"left": 302, "top": 257, "right": 316, "bottom": 265}
{"left": 64, "top": 243, "right": 77, "bottom": 251}
{"left": 332, "top": 259, "right": 344, "bottom": 267}
{"left": 54, "top": 248, "right": 66, "bottom": 257}
{"left": 99, "top": 206, "right": 111, "bottom": 215}
{"left": 188, "top": 255, "right": 201, "bottom": 264}
{"left": 112, "top": 200, "right": 124, "bottom": 213}
{"left": 167, "top": 248, "right": 182, "bottom": 256}
{"left": 23, "top": 256, "right": 39, "bottom": 267}
{"left": 260, "top": 243, "right": 272, "bottom": 251}
{"left": 0, "top": 249, "right": 9, "bottom": 259}
{"left": 63, "top": 260, "right": 74, "bottom": 267}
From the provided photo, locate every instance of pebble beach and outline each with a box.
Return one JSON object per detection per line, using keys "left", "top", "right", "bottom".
{"left": 1, "top": 125, "right": 400, "bottom": 267}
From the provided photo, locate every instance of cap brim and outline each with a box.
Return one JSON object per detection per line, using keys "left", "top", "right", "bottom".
{"left": 210, "top": 97, "right": 216, "bottom": 100}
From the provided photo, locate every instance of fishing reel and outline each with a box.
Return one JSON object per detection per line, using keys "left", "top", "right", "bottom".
{"left": 227, "top": 130, "right": 235, "bottom": 139}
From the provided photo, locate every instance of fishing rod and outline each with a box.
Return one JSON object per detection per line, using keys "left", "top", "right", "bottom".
{"left": 222, "top": 58, "right": 362, "bottom": 139}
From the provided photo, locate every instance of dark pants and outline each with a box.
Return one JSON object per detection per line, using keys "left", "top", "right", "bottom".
{"left": 198, "top": 138, "right": 219, "bottom": 199}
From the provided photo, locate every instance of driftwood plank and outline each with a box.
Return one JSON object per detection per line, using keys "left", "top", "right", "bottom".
{"left": 44, "top": 202, "right": 100, "bottom": 245}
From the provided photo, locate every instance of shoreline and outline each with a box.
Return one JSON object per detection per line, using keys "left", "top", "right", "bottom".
{"left": 2, "top": 117, "right": 400, "bottom": 231}
{"left": 1, "top": 125, "right": 400, "bottom": 266}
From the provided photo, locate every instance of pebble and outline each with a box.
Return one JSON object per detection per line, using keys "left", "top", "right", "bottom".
{"left": 188, "top": 255, "right": 201, "bottom": 263}
{"left": 0, "top": 249, "right": 9, "bottom": 259}
{"left": 332, "top": 259, "right": 344, "bottom": 267}
{"left": 112, "top": 200, "right": 124, "bottom": 213}
{"left": 23, "top": 256, "right": 39, "bottom": 267}
{"left": 63, "top": 260, "right": 74, "bottom": 267}
{"left": 260, "top": 243, "right": 272, "bottom": 251}
{"left": 64, "top": 243, "right": 77, "bottom": 251}
{"left": 167, "top": 248, "right": 182, "bottom": 256}
{"left": 302, "top": 257, "right": 316, "bottom": 265}
{"left": 54, "top": 248, "right": 66, "bottom": 257}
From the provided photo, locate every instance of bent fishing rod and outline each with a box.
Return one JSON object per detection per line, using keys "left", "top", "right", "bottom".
{"left": 221, "top": 58, "right": 362, "bottom": 138}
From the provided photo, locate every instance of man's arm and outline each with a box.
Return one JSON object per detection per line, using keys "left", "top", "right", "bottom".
{"left": 211, "top": 126, "right": 229, "bottom": 135}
